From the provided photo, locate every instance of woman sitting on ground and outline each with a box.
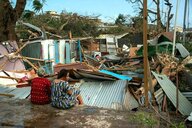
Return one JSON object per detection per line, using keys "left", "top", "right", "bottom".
{"left": 51, "top": 69, "right": 83, "bottom": 109}
{"left": 30, "top": 68, "right": 51, "bottom": 105}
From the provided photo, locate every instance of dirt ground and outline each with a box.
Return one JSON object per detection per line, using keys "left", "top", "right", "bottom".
{"left": 0, "top": 97, "right": 186, "bottom": 128}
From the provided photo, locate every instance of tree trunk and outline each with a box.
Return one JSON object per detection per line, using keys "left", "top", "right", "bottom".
{"left": 156, "top": 0, "right": 165, "bottom": 32}
{"left": 0, "top": 0, "right": 26, "bottom": 42}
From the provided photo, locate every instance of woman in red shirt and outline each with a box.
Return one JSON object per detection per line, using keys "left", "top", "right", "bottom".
{"left": 30, "top": 68, "right": 51, "bottom": 105}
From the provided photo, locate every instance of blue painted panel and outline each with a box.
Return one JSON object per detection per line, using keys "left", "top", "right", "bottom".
{"left": 65, "top": 43, "right": 71, "bottom": 64}
{"left": 77, "top": 40, "right": 82, "bottom": 62}
{"left": 99, "top": 70, "right": 132, "bottom": 81}
{"left": 54, "top": 41, "right": 60, "bottom": 64}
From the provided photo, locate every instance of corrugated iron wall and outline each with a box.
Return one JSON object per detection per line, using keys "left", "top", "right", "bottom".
{"left": 80, "top": 80, "right": 128, "bottom": 110}
{"left": 21, "top": 42, "right": 41, "bottom": 69}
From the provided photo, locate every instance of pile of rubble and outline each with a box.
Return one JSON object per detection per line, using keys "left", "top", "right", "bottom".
{"left": 0, "top": 32, "right": 192, "bottom": 120}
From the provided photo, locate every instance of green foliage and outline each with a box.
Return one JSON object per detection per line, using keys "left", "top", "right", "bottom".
{"left": 22, "top": 10, "right": 35, "bottom": 19}
{"left": 170, "top": 122, "right": 185, "bottom": 128}
{"left": 115, "top": 14, "right": 132, "bottom": 26}
{"left": 19, "top": 12, "right": 101, "bottom": 39}
{"left": 103, "top": 26, "right": 130, "bottom": 35}
{"left": 131, "top": 112, "right": 158, "bottom": 127}
{"left": 115, "top": 14, "right": 127, "bottom": 25}
{"left": 177, "top": 122, "right": 185, "bottom": 128}
{"left": 182, "top": 42, "right": 192, "bottom": 54}
{"left": 32, "top": 0, "right": 43, "bottom": 12}
{"left": 131, "top": 16, "right": 143, "bottom": 32}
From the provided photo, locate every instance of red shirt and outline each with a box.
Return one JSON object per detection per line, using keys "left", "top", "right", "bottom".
{"left": 30, "top": 77, "right": 51, "bottom": 105}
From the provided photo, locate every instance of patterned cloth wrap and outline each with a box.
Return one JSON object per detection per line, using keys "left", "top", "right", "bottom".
{"left": 51, "top": 80, "right": 80, "bottom": 109}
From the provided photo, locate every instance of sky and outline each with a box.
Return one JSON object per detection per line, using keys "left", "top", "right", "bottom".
{"left": 26, "top": 0, "right": 192, "bottom": 28}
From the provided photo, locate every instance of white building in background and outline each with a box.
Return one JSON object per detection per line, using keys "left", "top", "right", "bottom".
{"left": 175, "top": 26, "right": 183, "bottom": 32}
{"left": 46, "top": 11, "right": 60, "bottom": 19}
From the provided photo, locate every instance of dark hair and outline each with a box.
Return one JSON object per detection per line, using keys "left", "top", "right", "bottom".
{"left": 28, "top": 68, "right": 37, "bottom": 74}
{"left": 57, "top": 69, "right": 69, "bottom": 79}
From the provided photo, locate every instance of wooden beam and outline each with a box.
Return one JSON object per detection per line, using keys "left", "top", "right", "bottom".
{"left": 143, "top": 0, "right": 149, "bottom": 107}
{"left": 0, "top": 93, "right": 14, "bottom": 98}
{"left": 23, "top": 58, "right": 38, "bottom": 71}
{"left": 0, "top": 76, "right": 20, "bottom": 81}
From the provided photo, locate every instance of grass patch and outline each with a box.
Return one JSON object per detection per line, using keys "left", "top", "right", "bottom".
{"left": 131, "top": 112, "right": 158, "bottom": 127}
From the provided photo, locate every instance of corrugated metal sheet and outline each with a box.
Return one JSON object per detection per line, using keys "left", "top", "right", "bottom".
{"left": 41, "top": 39, "right": 55, "bottom": 60}
{"left": 154, "top": 88, "right": 164, "bottom": 105}
{"left": 84, "top": 55, "right": 101, "bottom": 67}
{"left": 80, "top": 80, "right": 138, "bottom": 110}
{"left": 0, "top": 86, "right": 15, "bottom": 93}
{"left": 122, "top": 71, "right": 143, "bottom": 78}
{"left": 75, "top": 71, "right": 116, "bottom": 81}
{"left": 158, "top": 32, "right": 173, "bottom": 42}
{"left": 100, "top": 44, "right": 107, "bottom": 52}
{"left": 65, "top": 42, "right": 71, "bottom": 64}
{"left": 176, "top": 43, "right": 190, "bottom": 58}
{"left": 152, "top": 71, "right": 192, "bottom": 115}
{"left": 106, "top": 37, "right": 117, "bottom": 54}
{"left": 123, "top": 88, "right": 139, "bottom": 110}
{"left": 0, "top": 86, "right": 30, "bottom": 99}
{"left": 9, "top": 87, "right": 31, "bottom": 99}
{"left": 182, "top": 92, "right": 192, "bottom": 104}
{"left": 59, "top": 40, "right": 66, "bottom": 64}
{"left": 73, "top": 69, "right": 117, "bottom": 81}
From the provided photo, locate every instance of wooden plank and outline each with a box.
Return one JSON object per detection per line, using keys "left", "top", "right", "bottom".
{"left": 143, "top": 0, "right": 148, "bottom": 107}
{"left": 0, "top": 93, "right": 14, "bottom": 97}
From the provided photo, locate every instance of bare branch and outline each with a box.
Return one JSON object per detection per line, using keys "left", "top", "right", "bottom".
{"left": 59, "top": 20, "right": 69, "bottom": 31}
{"left": 138, "top": 0, "right": 143, "bottom": 5}
{"left": 168, "top": 14, "right": 173, "bottom": 21}
{"left": 151, "top": 19, "right": 157, "bottom": 23}
{"left": 127, "top": 0, "right": 139, "bottom": 3}
{"left": 148, "top": 15, "right": 157, "bottom": 23}
{"left": 153, "top": 0, "right": 158, "bottom": 5}
{"left": 148, "top": 9, "right": 157, "bottom": 15}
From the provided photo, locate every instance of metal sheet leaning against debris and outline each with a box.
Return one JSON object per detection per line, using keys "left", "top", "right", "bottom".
{"left": 80, "top": 80, "right": 138, "bottom": 110}
{"left": 152, "top": 71, "right": 192, "bottom": 116}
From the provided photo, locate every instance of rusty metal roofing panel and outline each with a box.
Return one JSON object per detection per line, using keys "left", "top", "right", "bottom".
{"left": 80, "top": 80, "right": 132, "bottom": 110}
{"left": 152, "top": 71, "right": 192, "bottom": 115}
{"left": 73, "top": 69, "right": 117, "bottom": 81}
{"left": 84, "top": 55, "right": 101, "bottom": 67}
{"left": 76, "top": 71, "right": 116, "bottom": 81}
{"left": 53, "top": 62, "right": 91, "bottom": 74}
